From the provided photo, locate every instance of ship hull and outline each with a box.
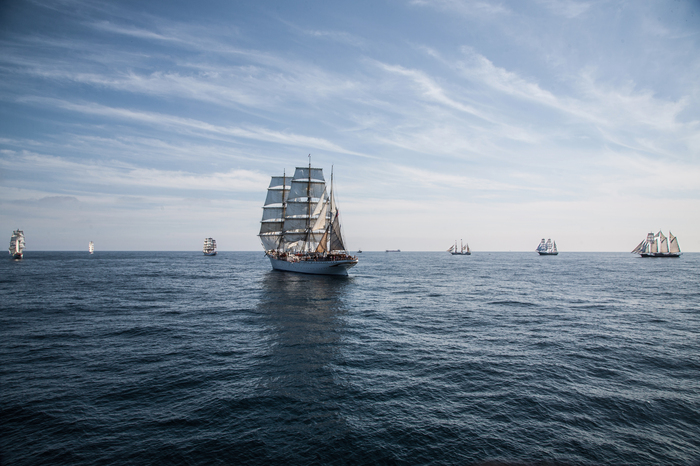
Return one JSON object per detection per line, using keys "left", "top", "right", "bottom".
{"left": 451, "top": 252, "right": 471, "bottom": 255}
{"left": 11, "top": 252, "right": 22, "bottom": 259}
{"left": 268, "top": 256, "right": 357, "bottom": 276}
{"left": 640, "top": 253, "right": 681, "bottom": 258}
{"left": 203, "top": 251, "right": 217, "bottom": 256}
{"left": 538, "top": 251, "right": 558, "bottom": 255}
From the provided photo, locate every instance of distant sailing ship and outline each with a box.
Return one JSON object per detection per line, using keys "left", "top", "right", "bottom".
{"left": 632, "top": 231, "right": 681, "bottom": 258}
{"left": 203, "top": 238, "right": 217, "bottom": 256}
{"left": 89, "top": 241, "right": 94, "bottom": 254}
{"left": 385, "top": 249, "right": 401, "bottom": 253}
{"left": 258, "top": 160, "right": 358, "bottom": 276}
{"left": 537, "top": 238, "right": 558, "bottom": 255}
{"left": 448, "top": 239, "right": 470, "bottom": 255}
{"left": 9, "top": 229, "right": 25, "bottom": 259}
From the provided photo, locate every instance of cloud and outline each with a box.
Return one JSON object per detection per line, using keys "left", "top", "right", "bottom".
{"left": 38, "top": 195, "right": 80, "bottom": 205}
{"left": 453, "top": 48, "right": 694, "bottom": 143}
{"left": 301, "top": 29, "right": 367, "bottom": 48}
{"left": 87, "top": 20, "right": 187, "bottom": 43}
{"left": 535, "top": 0, "right": 591, "bottom": 18}
{"left": 17, "top": 97, "right": 367, "bottom": 156}
{"left": 0, "top": 150, "right": 269, "bottom": 194}
{"left": 410, "top": 0, "right": 511, "bottom": 16}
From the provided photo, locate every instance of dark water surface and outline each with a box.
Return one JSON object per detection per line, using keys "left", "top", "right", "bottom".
{"left": 1, "top": 251, "right": 699, "bottom": 465}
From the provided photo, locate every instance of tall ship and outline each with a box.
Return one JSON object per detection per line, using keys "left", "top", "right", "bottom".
{"left": 258, "top": 161, "right": 358, "bottom": 275}
{"left": 9, "top": 229, "right": 25, "bottom": 259}
{"left": 537, "top": 238, "right": 558, "bottom": 255}
{"left": 632, "top": 231, "right": 681, "bottom": 258}
{"left": 89, "top": 241, "right": 94, "bottom": 254}
{"left": 448, "top": 239, "right": 470, "bottom": 255}
{"left": 203, "top": 238, "right": 217, "bottom": 256}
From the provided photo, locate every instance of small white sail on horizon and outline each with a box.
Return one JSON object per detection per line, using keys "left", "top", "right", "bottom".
{"left": 9, "top": 229, "right": 25, "bottom": 259}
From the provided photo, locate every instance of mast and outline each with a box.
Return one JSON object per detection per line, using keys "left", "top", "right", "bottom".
{"left": 329, "top": 166, "right": 333, "bottom": 253}
{"left": 279, "top": 170, "right": 286, "bottom": 251}
{"left": 305, "top": 155, "right": 312, "bottom": 251}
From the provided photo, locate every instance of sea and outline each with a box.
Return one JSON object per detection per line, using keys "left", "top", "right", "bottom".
{"left": 1, "top": 251, "right": 699, "bottom": 466}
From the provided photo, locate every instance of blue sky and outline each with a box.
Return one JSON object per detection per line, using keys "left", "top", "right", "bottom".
{"left": 1, "top": 0, "right": 699, "bottom": 251}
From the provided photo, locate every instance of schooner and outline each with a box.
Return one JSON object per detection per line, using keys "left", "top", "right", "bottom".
{"left": 631, "top": 231, "right": 681, "bottom": 258}
{"left": 258, "top": 160, "right": 358, "bottom": 275}
{"left": 448, "top": 239, "right": 471, "bottom": 255}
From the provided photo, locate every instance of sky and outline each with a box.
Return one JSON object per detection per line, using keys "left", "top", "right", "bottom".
{"left": 1, "top": 0, "right": 699, "bottom": 252}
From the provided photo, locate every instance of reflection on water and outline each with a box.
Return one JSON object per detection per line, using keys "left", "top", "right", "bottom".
{"left": 254, "top": 271, "right": 354, "bottom": 451}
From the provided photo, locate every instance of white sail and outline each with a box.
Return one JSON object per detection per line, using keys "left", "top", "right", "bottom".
{"left": 283, "top": 218, "right": 309, "bottom": 232}
{"left": 259, "top": 221, "right": 284, "bottom": 234}
{"left": 262, "top": 206, "right": 284, "bottom": 221}
{"left": 552, "top": 241, "right": 557, "bottom": 253}
{"left": 283, "top": 232, "right": 309, "bottom": 243}
{"left": 260, "top": 233, "right": 282, "bottom": 251}
{"left": 285, "top": 200, "right": 314, "bottom": 218}
{"left": 650, "top": 233, "right": 658, "bottom": 253}
{"left": 658, "top": 231, "right": 668, "bottom": 253}
{"left": 669, "top": 232, "right": 680, "bottom": 253}
{"left": 311, "top": 199, "right": 328, "bottom": 231}
{"left": 287, "top": 167, "right": 325, "bottom": 201}
{"left": 311, "top": 189, "right": 328, "bottom": 217}
{"left": 329, "top": 211, "right": 345, "bottom": 251}
{"left": 268, "top": 176, "right": 288, "bottom": 189}
{"left": 447, "top": 245, "right": 454, "bottom": 252}
{"left": 631, "top": 240, "right": 646, "bottom": 254}
{"left": 259, "top": 173, "right": 291, "bottom": 250}
{"left": 9, "top": 230, "right": 25, "bottom": 257}
{"left": 89, "top": 241, "right": 94, "bottom": 254}
{"left": 288, "top": 180, "right": 325, "bottom": 201}
{"left": 265, "top": 189, "right": 287, "bottom": 206}
{"left": 292, "top": 167, "right": 325, "bottom": 183}
{"left": 264, "top": 175, "right": 289, "bottom": 205}
{"left": 537, "top": 239, "right": 546, "bottom": 252}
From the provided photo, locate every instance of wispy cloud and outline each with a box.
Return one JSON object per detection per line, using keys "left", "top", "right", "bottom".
{"left": 535, "top": 0, "right": 591, "bottom": 19}
{"left": 410, "top": 0, "right": 511, "bottom": 17}
{"left": 17, "top": 97, "right": 367, "bottom": 156}
{"left": 0, "top": 150, "right": 269, "bottom": 193}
